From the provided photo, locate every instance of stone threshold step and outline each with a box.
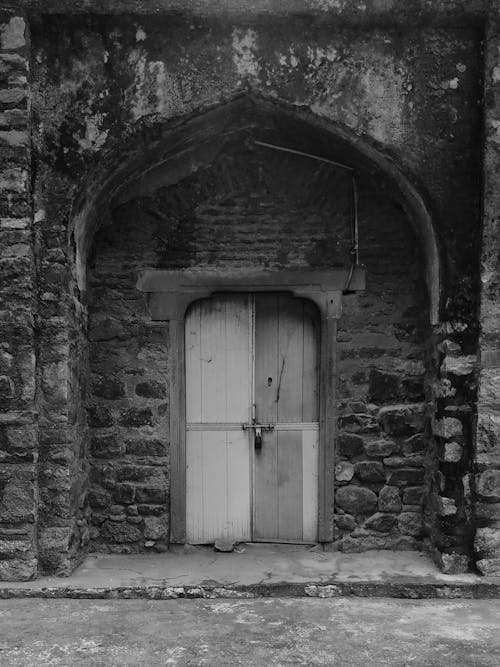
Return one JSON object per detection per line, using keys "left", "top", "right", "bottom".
{"left": 1, "top": 580, "right": 500, "bottom": 600}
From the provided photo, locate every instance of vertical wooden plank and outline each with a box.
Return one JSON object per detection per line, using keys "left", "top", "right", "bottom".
{"left": 227, "top": 429, "right": 252, "bottom": 540}
{"left": 170, "top": 319, "right": 187, "bottom": 543}
{"left": 302, "top": 301, "right": 320, "bottom": 422}
{"left": 225, "top": 296, "right": 252, "bottom": 424}
{"left": 302, "top": 429, "right": 319, "bottom": 542}
{"left": 186, "top": 430, "right": 203, "bottom": 542}
{"left": 185, "top": 301, "right": 202, "bottom": 423}
{"left": 253, "top": 430, "right": 278, "bottom": 539}
{"left": 254, "top": 294, "right": 279, "bottom": 424}
{"left": 276, "top": 295, "right": 304, "bottom": 423}
{"left": 200, "top": 298, "right": 227, "bottom": 423}
{"left": 201, "top": 431, "right": 228, "bottom": 541}
{"left": 277, "top": 430, "right": 303, "bottom": 541}
{"left": 318, "top": 316, "right": 336, "bottom": 543}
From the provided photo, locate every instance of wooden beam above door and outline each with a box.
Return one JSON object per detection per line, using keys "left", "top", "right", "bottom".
{"left": 137, "top": 266, "right": 366, "bottom": 321}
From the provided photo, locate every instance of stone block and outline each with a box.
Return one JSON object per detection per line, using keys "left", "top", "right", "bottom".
{"left": 368, "top": 368, "right": 399, "bottom": 403}
{"left": 402, "top": 487, "right": 423, "bottom": 505}
{"left": 402, "top": 433, "right": 425, "bottom": 455}
{"left": 335, "top": 485, "right": 377, "bottom": 515}
{"left": 143, "top": 516, "right": 168, "bottom": 541}
{"left": 364, "top": 438, "right": 395, "bottom": 457}
{"left": 89, "top": 315, "right": 125, "bottom": 341}
{"left": 383, "top": 455, "right": 424, "bottom": 468}
{"left": 432, "top": 416, "right": 462, "bottom": 439}
{"left": 88, "top": 489, "right": 112, "bottom": 509}
{"left": 436, "top": 551, "right": 470, "bottom": 575}
{"left": 87, "top": 404, "right": 114, "bottom": 427}
{"left": 0, "top": 480, "right": 34, "bottom": 522}
{"left": 378, "top": 486, "right": 402, "bottom": 512}
{"left": 354, "top": 460, "right": 385, "bottom": 483}
{"left": 0, "top": 16, "right": 26, "bottom": 50}
{"left": 440, "top": 355, "right": 477, "bottom": 376}
{"left": 388, "top": 468, "right": 425, "bottom": 487}
{"left": 100, "top": 520, "right": 142, "bottom": 543}
{"left": 135, "top": 380, "right": 167, "bottom": 399}
{"left": 92, "top": 375, "right": 125, "bottom": 400}
{"left": 91, "top": 433, "right": 122, "bottom": 458}
{"left": 444, "top": 441, "right": 462, "bottom": 463}
{"left": 119, "top": 407, "right": 153, "bottom": 427}
{"left": 364, "top": 512, "right": 396, "bottom": 532}
{"left": 475, "top": 526, "right": 500, "bottom": 559}
{"left": 114, "top": 484, "right": 136, "bottom": 504}
{"left": 335, "top": 461, "right": 354, "bottom": 483}
{"left": 476, "top": 413, "right": 500, "bottom": 453}
{"left": 437, "top": 496, "right": 457, "bottom": 517}
{"left": 397, "top": 512, "right": 423, "bottom": 537}
{"left": 125, "top": 438, "right": 166, "bottom": 457}
{"left": 137, "top": 502, "right": 165, "bottom": 515}
{"left": 476, "top": 557, "right": 500, "bottom": 576}
{"left": 337, "top": 432, "right": 364, "bottom": 457}
{"left": 476, "top": 470, "right": 500, "bottom": 502}
{"left": 334, "top": 513, "right": 355, "bottom": 531}
{"left": 338, "top": 414, "right": 378, "bottom": 434}
{"left": 378, "top": 404, "right": 425, "bottom": 436}
{"left": 0, "top": 556, "right": 36, "bottom": 581}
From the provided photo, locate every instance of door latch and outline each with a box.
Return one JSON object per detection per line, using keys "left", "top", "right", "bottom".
{"left": 242, "top": 422, "right": 275, "bottom": 450}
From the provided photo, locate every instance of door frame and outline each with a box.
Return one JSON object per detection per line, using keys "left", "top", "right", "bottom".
{"left": 137, "top": 267, "right": 365, "bottom": 544}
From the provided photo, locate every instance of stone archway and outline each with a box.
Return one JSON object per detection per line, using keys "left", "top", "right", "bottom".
{"left": 75, "top": 95, "right": 444, "bottom": 556}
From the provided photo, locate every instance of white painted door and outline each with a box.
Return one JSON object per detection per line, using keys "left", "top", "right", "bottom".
{"left": 185, "top": 293, "right": 319, "bottom": 544}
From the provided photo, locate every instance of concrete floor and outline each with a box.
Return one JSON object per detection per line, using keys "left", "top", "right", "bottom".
{"left": 1, "top": 597, "right": 500, "bottom": 665}
{"left": 2, "top": 545, "right": 489, "bottom": 594}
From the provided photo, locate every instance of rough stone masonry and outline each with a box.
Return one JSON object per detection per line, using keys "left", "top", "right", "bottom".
{"left": 0, "top": 0, "right": 499, "bottom": 581}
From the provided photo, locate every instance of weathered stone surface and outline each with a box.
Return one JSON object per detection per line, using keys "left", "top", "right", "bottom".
{"left": 436, "top": 551, "right": 470, "bottom": 575}
{"left": 337, "top": 432, "right": 364, "bottom": 457}
{"left": 437, "top": 496, "right": 457, "bottom": 517}
{"left": 388, "top": 468, "right": 425, "bottom": 487}
{"left": 378, "top": 404, "right": 425, "bottom": 437}
{"left": 125, "top": 439, "right": 166, "bottom": 457}
{"left": 135, "top": 381, "right": 166, "bottom": 399}
{"left": 336, "top": 486, "right": 377, "bottom": 515}
{"left": 118, "top": 408, "right": 153, "bottom": 427}
{"left": 89, "top": 315, "right": 125, "bottom": 341}
{"left": 378, "top": 486, "right": 402, "bottom": 513}
{"left": 402, "top": 487, "right": 423, "bottom": 505}
{"left": 440, "top": 355, "right": 477, "bottom": 376}
{"left": 92, "top": 376, "right": 125, "bottom": 400}
{"left": 364, "top": 512, "right": 396, "bottom": 532}
{"left": 99, "top": 520, "right": 142, "bottom": 543}
{"left": 476, "top": 470, "right": 500, "bottom": 502}
{"left": 335, "top": 461, "right": 354, "bottom": 483}
{"left": 143, "top": 516, "right": 167, "bottom": 541}
{"left": 87, "top": 405, "right": 114, "bottom": 427}
{"left": 397, "top": 512, "right": 423, "bottom": 537}
{"left": 432, "top": 417, "right": 463, "bottom": 439}
{"left": 354, "top": 461, "right": 386, "bottom": 483}
{"left": 91, "top": 434, "right": 122, "bottom": 458}
{"left": 368, "top": 369, "right": 399, "bottom": 403}
{"left": 364, "top": 439, "right": 395, "bottom": 457}
{"left": 0, "top": 16, "right": 26, "bottom": 50}
{"left": 444, "top": 441, "right": 462, "bottom": 463}
{"left": 334, "top": 513, "right": 356, "bottom": 531}
{"left": 475, "top": 527, "right": 500, "bottom": 558}
{"left": 382, "top": 455, "right": 424, "bottom": 468}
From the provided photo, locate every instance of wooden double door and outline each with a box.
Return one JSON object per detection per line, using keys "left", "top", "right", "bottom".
{"left": 185, "top": 293, "right": 320, "bottom": 544}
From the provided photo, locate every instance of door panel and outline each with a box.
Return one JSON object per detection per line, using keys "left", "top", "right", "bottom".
{"left": 253, "top": 294, "right": 320, "bottom": 543}
{"left": 186, "top": 292, "right": 319, "bottom": 544}
{"left": 185, "top": 296, "right": 252, "bottom": 543}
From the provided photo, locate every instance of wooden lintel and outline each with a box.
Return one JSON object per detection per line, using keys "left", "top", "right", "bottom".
{"left": 139, "top": 267, "right": 365, "bottom": 321}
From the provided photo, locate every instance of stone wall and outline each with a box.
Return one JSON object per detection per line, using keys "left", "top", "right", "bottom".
{"left": 475, "top": 12, "right": 500, "bottom": 577}
{"left": 0, "top": 10, "right": 37, "bottom": 581}
{"left": 0, "top": 3, "right": 492, "bottom": 579}
{"left": 87, "top": 142, "right": 428, "bottom": 552}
